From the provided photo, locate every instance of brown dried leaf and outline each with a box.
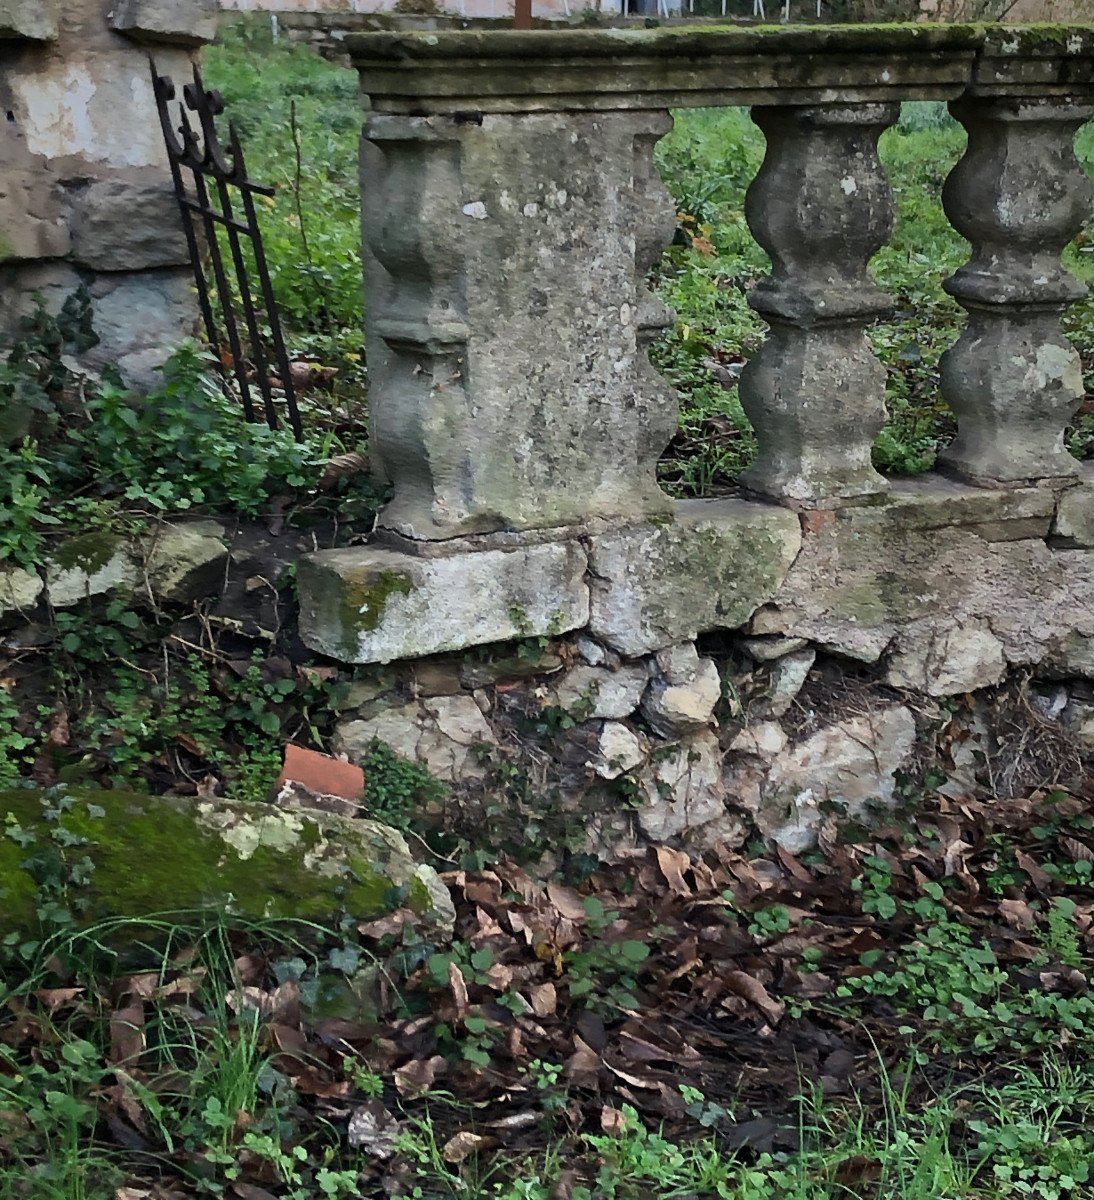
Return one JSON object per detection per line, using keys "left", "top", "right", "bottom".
{"left": 317, "top": 451, "right": 367, "bottom": 491}
{"left": 347, "top": 1101, "right": 400, "bottom": 1156}
{"left": 655, "top": 847, "right": 692, "bottom": 896}
{"left": 527, "top": 982, "right": 557, "bottom": 1018}
{"left": 442, "top": 1130, "right": 491, "bottom": 1163}
{"left": 395, "top": 1055, "right": 445, "bottom": 1099}
{"left": 448, "top": 961, "right": 469, "bottom": 1018}
{"left": 600, "top": 1105, "right": 629, "bottom": 1136}
{"left": 109, "top": 1003, "right": 146, "bottom": 1066}
{"left": 722, "top": 972, "right": 786, "bottom": 1024}
{"left": 546, "top": 882, "right": 588, "bottom": 922}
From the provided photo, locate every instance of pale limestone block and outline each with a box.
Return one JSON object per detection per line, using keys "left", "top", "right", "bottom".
{"left": 587, "top": 499, "right": 802, "bottom": 657}
{"left": 298, "top": 541, "right": 589, "bottom": 664}
{"left": 110, "top": 0, "right": 218, "bottom": 46}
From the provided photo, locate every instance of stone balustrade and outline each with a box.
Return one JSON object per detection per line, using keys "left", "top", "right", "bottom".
{"left": 299, "top": 24, "right": 1094, "bottom": 668}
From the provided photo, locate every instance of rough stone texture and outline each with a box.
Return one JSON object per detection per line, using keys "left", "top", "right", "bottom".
{"left": 0, "top": 787, "right": 455, "bottom": 937}
{"left": 886, "top": 617, "right": 1007, "bottom": 696}
{"left": 749, "top": 494, "right": 1094, "bottom": 687}
{"left": 46, "top": 545, "right": 140, "bottom": 609}
{"left": 741, "top": 103, "right": 897, "bottom": 508}
{"left": 0, "top": 565, "right": 43, "bottom": 618}
{"left": 641, "top": 643, "right": 722, "bottom": 738}
{"left": 350, "top": 25, "right": 983, "bottom": 114}
{"left": 634, "top": 730, "right": 725, "bottom": 843}
{"left": 729, "top": 720, "right": 788, "bottom": 758}
{"left": 143, "top": 521, "right": 230, "bottom": 604}
{"left": 85, "top": 270, "right": 199, "bottom": 387}
{"left": 550, "top": 664, "right": 648, "bottom": 720}
{"left": 587, "top": 499, "right": 802, "bottom": 656}
{"left": 363, "top": 108, "right": 678, "bottom": 539}
{"left": 1064, "top": 700, "right": 1094, "bottom": 752}
{"left": 69, "top": 178, "right": 188, "bottom": 271}
{"left": 740, "top": 635, "right": 810, "bottom": 663}
{"left": 876, "top": 476, "right": 1056, "bottom": 541}
{"left": 592, "top": 721, "right": 646, "bottom": 780}
{"left": 110, "top": 0, "right": 219, "bottom": 46}
{"left": 727, "top": 706, "right": 917, "bottom": 854}
{"left": 0, "top": 0, "right": 58, "bottom": 40}
{"left": 939, "top": 97, "right": 1093, "bottom": 486}
{"left": 298, "top": 541, "right": 588, "bottom": 665}
{"left": 1054, "top": 474, "right": 1094, "bottom": 548}
{"left": 754, "top": 648, "right": 815, "bottom": 718}
{"left": 335, "top": 695, "right": 498, "bottom": 784}
{"left": 0, "top": 0, "right": 197, "bottom": 376}
{"left": 0, "top": 168, "right": 68, "bottom": 261}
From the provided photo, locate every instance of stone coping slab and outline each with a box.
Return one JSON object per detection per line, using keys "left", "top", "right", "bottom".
{"left": 349, "top": 23, "right": 1094, "bottom": 112}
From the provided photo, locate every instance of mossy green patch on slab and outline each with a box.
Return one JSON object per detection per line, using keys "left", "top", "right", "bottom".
{"left": 50, "top": 531, "right": 125, "bottom": 575}
{"left": 0, "top": 788, "right": 454, "bottom": 938}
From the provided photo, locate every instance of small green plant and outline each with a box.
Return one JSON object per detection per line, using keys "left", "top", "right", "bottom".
{"left": 359, "top": 738, "right": 447, "bottom": 830}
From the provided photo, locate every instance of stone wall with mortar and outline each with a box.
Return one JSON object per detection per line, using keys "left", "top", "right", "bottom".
{"left": 5, "top": 493, "right": 1093, "bottom": 866}
{"left": 0, "top": 0, "right": 216, "bottom": 384}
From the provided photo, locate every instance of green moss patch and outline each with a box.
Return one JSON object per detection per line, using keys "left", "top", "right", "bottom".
{"left": 0, "top": 788, "right": 446, "bottom": 937}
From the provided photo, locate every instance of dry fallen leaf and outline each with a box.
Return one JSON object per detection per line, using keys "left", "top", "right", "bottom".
{"left": 600, "top": 1105, "right": 629, "bottom": 1136}
{"left": 347, "top": 1100, "right": 401, "bottom": 1157}
{"left": 442, "top": 1130, "right": 491, "bottom": 1163}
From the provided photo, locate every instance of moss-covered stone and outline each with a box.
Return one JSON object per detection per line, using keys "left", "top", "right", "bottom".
{"left": 587, "top": 498, "right": 802, "bottom": 656}
{"left": 298, "top": 543, "right": 588, "bottom": 665}
{"left": 51, "top": 531, "right": 124, "bottom": 575}
{"left": 0, "top": 788, "right": 454, "bottom": 937}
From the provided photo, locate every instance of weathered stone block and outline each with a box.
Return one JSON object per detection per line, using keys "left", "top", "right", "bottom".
{"left": 363, "top": 108, "right": 678, "bottom": 539}
{"left": 0, "top": 170, "right": 68, "bottom": 262}
{"left": 69, "top": 179, "right": 188, "bottom": 271}
{"left": 45, "top": 534, "right": 139, "bottom": 609}
{"left": 586, "top": 499, "right": 802, "bottom": 657}
{"left": 109, "top": 0, "right": 218, "bottom": 46}
{"left": 750, "top": 500, "right": 1094, "bottom": 685}
{"left": 1053, "top": 474, "right": 1094, "bottom": 548}
{"left": 335, "top": 696, "right": 497, "bottom": 784}
{"left": 727, "top": 705, "right": 916, "bottom": 854}
{"left": 142, "top": 521, "right": 230, "bottom": 604}
{"left": 641, "top": 643, "right": 721, "bottom": 737}
{"left": 882, "top": 476, "right": 1055, "bottom": 541}
{"left": 85, "top": 269, "right": 199, "bottom": 387}
{"left": 0, "top": 0, "right": 58, "bottom": 40}
{"left": 634, "top": 730, "right": 725, "bottom": 843}
{"left": 549, "top": 663, "right": 648, "bottom": 720}
{"left": 0, "top": 788, "right": 454, "bottom": 937}
{"left": 886, "top": 617, "right": 1006, "bottom": 696}
{"left": 0, "top": 564, "right": 43, "bottom": 619}
{"left": 298, "top": 541, "right": 589, "bottom": 664}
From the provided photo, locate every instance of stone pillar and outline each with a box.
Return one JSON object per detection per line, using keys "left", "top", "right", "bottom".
{"left": 939, "top": 97, "right": 1094, "bottom": 487}
{"left": 0, "top": 0, "right": 215, "bottom": 389}
{"left": 740, "top": 103, "right": 899, "bottom": 509}
{"left": 363, "top": 109, "right": 679, "bottom": 542}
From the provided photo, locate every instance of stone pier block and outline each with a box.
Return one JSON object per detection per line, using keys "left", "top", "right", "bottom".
{"left": 1053, "top": 469, "right": 1094, "bottom": 548}
{"left": 586, "top": 499, "right": 802, "bottom": 657}
{"left": 363, "top": 108, "right": 679, "bottom": 540}
{"left": 69, "top": 177, "right": 188, "bottom": 271}
{"left": 109, "top": 0, "right": 218, "bottom": 46}
{"left": 0, "top": 0, "right": 58, "bottom": 41}
{"left": 297, "top": 541, "right": 589, "bottom": 664}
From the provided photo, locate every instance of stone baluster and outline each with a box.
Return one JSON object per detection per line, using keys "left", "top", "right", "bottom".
{"left": 939, "top": 97, "right": 1094, "bottom": 487}
{"left": 740, "top": 103, "right": 900, "bottom": 509}
{"left": 362, "top": 109, "right": 679, "bottom": 543}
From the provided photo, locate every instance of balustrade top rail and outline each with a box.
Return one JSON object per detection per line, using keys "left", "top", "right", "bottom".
{"left": 349, "top": 23, "right": 1094, "bottom": 111}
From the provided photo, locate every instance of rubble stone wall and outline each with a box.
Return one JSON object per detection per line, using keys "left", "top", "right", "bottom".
{"left": 0, "top": 0, "right": 215, "bottom": 384}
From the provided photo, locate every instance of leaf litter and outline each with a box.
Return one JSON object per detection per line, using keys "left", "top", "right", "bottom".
{"left": 4, "top": 782, "right": 1094, "bottom": 1194}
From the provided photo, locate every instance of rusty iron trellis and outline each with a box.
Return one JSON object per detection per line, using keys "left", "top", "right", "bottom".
{"left": 151, "top": 61, "right": 303, "bottom": 441}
